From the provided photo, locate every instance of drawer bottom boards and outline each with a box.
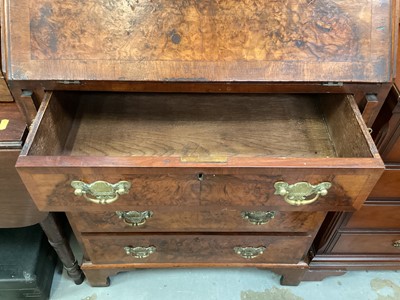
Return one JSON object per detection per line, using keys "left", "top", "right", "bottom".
{"left": 82, "top": 234, "right": 312, "bottom": 265}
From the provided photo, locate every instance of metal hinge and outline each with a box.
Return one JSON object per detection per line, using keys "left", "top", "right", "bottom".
{"left": 57, "top": 80, "right": 81, "bottom": 85}
{"left": 321, "top": 82, "right": 343, "bottom": 87}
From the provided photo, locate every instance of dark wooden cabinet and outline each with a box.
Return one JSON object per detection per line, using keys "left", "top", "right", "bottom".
{"left": 307, "top": 83, "right": 400, "bottom": 278}
{"left": 1, "top": 0, "right": 397, "bottom": 286}
{"left": 0, "top": 100, "right": 46, "bottom": 227}
{"left": 0, "top": 84, "right": 84, "bottom": 286}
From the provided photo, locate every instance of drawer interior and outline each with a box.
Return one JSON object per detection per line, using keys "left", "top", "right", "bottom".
{"left": 27, "top": 92, "right": 373, "bottom": 159}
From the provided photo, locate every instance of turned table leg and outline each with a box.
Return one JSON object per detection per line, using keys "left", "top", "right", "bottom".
{"left": 40, "top": 212, "right": 85, "bottom": 285}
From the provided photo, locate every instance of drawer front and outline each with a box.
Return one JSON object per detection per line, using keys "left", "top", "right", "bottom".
{"left": 345, "top": 205, "right": 400, "bottom": 229}
{"left": 17, "top": 92, "right": 383, "bottom": 212}
{"left": 332, "top": 233, "right": 400, "bottom": 254}
{"left": 199, "top": 172, "right": 375, "bottom": 211}
{"left": 68, "top": 210, "right": 326, "bottom": 233}
{"left": 82, "top": 234, "right": 311, "bottom": 265}
{"left": 18, "top": 172, "right": 200, "bottom": 211}
{"left": 18, "top": 168, "right": 378, "bottom": 212}
{"left": 369, "top": 170, "right": 400, "bottom": 199}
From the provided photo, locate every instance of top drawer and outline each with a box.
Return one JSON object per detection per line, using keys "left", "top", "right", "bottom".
{"left": 3, "top": 0, "right": 394, "bottom": 82}
{"left": 17, "top": 92, "right": 383, "bottom": 212}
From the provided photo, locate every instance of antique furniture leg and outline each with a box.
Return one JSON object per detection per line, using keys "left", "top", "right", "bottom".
{"left": 81, "top": 264, "right": 116, "bottom": 287}
{"left": 82, "top": 270, "right": 110, "bottom": 287}
{"left": 40, "top": 212, "right": 85, "bottom": 285}
{"left": 272, "top": 267, "right": 308, "bottom": 286}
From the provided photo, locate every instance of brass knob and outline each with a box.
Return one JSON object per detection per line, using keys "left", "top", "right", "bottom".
{"left": 124, "top": 246, "right": 156, "bottom": 259}
{"left": 116, "top": 211, "right": 153, "bottom": 226}
{"left": 274, "top": 181, "right": 331, "bottom": 206}
{"left": 234, "top": 246, "right": 266, "bottom": 259}
{"left": 241, "top": 211, "right": 275, "bottom": 225}
{"left": 71, "top": 180, "right": 131, "bottom": 204}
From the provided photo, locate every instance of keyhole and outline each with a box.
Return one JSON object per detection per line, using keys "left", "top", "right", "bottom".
{"left": 197, "top": 173, "right": 204, "bottom": 181}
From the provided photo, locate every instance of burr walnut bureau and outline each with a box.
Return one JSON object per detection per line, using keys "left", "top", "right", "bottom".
{"left": 1, "top": 0, "right": 396, "bottom": 286}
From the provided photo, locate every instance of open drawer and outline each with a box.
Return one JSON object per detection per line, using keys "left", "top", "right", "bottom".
{"left": 16, "top": 92, "right": 383, "bottom": 211}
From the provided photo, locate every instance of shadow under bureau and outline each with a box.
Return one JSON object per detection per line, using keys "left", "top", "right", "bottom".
{"left": 16, "top": 91, "right": 383, "bottom": 286}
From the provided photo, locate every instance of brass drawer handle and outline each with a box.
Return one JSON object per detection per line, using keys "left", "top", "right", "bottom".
{"left": 234, "top": 246, "right": 266, "bottom": 259}
{"left": 71, "top": 180, "right": 131, "bottom": 204}
{"left": 274, "top": 181, "right": 332, "bottom": 206}
{"left": 116, "top": 210, "right": 153, "bottom": 226}
{"left": 393, "top": 240, "right": 400, "bottom": 248}
{"left": 241, "top": 211, "right": 275, "bottom": 225}
{"left": 124, "top": 246, "right": 156, "bottom": 259}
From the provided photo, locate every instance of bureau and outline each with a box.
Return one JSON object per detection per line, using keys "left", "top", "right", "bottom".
{"left": 2, "top": 0, "right": 396, "bottom": 286}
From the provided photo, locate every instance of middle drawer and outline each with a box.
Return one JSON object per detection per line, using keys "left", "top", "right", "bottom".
{"left": 68, "top": 210, "right": 326, "bottom": 233}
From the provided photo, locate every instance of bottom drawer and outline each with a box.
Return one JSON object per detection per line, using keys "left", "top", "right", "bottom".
{"left": 332, "top": 233, "right": 400, "bottom": 254}
{"left": 83, "top": 234, "right": 311, "bottom": 265}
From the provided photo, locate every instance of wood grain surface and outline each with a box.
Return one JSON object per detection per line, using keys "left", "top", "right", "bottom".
{"left": 16, "top": 91, "right": 384, "bottom": 212}
{"left": 344, "top": 203, "right": 400, "bottom": 229}
{"left": 0, "top": 150, "right": 47, "bottom": 227}
{"left": 0, "top": 103, "right": 27, "bottom": 148}
{"left": 68, "top": 210, "right": 326, "bottom": 233}
{"left": 65, "top": 93, "right": 337, "bottom": 159}
{"left": 82, "top": 234, "right": 311, "bottom": 264}
{"left": 0, "top": 102, "right": 46, "bottom": 227}
{"left": 3, "top": 0, "right": 394, "bottom": 82}
{"left": 15, "top": 166, "right": 382, "bottom": 212}
{"left": 369, "top": 170, "right": 400, "bottom": 199}
{"left": 332, "top": 233, "right": 400, "bottom": 254}
{"left": 26, "top": 92, "right": 374, "bottom": 159}
{"left": 0, "top": 76, "right": 13, "bottom": 102}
